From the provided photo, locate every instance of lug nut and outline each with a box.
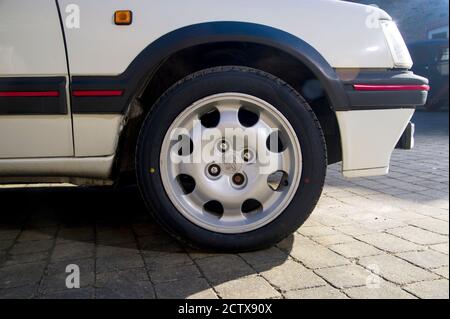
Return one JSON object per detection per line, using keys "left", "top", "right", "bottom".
{"left": 242, "top": 149, "right": 254, "bottom": 162}
{"left": 208, "top": 164, "right": 221, "bottom": 177}
{"left": 232, "top": 173, "right": 245, "bottom": 186}
{"left": 218, "top": 139, "right": 229, "bottom": 153}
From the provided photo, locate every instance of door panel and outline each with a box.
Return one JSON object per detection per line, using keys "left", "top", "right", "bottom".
{"left": 0, "top": 116, "right": 73, "bottom": 158}
{"left": 0, "top": 0, "right": 73, "bottom": 158}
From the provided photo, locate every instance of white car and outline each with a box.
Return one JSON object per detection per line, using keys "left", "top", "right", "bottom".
{"left": 0, "top": 0, "right": 428, "bottom": 251}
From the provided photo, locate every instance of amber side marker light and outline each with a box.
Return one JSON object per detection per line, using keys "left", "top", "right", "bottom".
{"left": 114, "top": 10, "right": 132, "bottom": 25}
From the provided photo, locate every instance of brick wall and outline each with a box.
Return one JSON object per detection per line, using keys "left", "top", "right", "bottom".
{"left": 349, "top": 0, "right": 449, "bottom": 43}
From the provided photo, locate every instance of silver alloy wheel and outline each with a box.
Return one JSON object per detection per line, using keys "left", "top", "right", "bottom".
{"left": 160, "top": 93, "right": 302, "bottom": 234}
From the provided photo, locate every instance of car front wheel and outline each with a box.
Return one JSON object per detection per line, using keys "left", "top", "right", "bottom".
{"left": 136, "top": 66, "right": 327, "bottom": 252}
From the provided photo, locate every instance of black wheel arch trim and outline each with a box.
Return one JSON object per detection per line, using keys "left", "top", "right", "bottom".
{"left": 70, "top": 21, "right": 349, "bottom": 114}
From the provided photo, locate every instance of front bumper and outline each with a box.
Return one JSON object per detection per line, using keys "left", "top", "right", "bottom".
{"left": 336, "top": 108, "right": 415, "bottom": 178}
{"left": 335, "top": 70, "right": 427, "bottom": 178}
{"left": 337, "top": 70, "right": 429, "bottom": 110}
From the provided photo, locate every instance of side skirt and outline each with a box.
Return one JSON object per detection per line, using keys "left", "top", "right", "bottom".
{"left": 0, "top": 155, "right": 115, "bottom": 180}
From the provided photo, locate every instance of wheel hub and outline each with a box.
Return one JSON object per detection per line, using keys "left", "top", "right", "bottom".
{"left": 221, "top": 152, "right": 243, "bottom": 175}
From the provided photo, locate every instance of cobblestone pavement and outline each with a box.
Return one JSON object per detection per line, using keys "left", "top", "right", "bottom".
{"left": 0, "top": 111, "right": 448, "bottom": 299}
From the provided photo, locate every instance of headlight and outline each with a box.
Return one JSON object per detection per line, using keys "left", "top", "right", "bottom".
{"left": 381, "top": 20, "right": 413, "bottom": 69}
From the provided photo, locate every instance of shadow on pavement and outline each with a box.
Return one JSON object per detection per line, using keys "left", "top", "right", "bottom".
{"left": 0, "top": 186, "right": 293, "bottom": 298}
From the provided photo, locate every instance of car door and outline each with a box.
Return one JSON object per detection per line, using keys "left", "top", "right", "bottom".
{"left": 0, "top": 0, "right": 73, "bottom": 158}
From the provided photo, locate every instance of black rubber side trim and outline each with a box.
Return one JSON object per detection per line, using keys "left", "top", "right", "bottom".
{"left": 71, "top": 21, "right": 349, "bottom": 114}
{"left": 339, "top": 70, "right": 429, "bottom": 110}
{"left": 0, "top": 77, "right": 67, "bottom": 115}
{"left": 346, "top": 90, "right": 428, "bottom": 109}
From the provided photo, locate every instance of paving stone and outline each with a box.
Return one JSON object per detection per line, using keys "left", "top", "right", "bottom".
{"left": 132, "top": 223, "right": 156, "bottom": 237}
{"left": 0, "top": 285, "right": 37, "bottom": 299}
{"left": 214, "top": 275, "right": 280, "bottom": 299}
{"left": 298, "top": 226, "right": 340, "bottom": 237}
{"left": 51, "top": 242, "right": 94, "bottom": 262}
{"left": 57, "top": 226, "right": 94, "bottom": 243}
{"left": 284, "top": 286, "right": 347, "bottom": 299}
{"left": 387, "top": 226, "right": 448, "bottom": 245}
{"left": 433, "top": 266, "right": 449, "bottom": 279}
{"left": 430, "top": 243, "right": 449, "bottom": 255}
{"left": 239, "top": 247, "right": 288, "bottom": 272}
{"left": 0, "top": 262, "right": 46, "bottom": 288}
{"left": 0, "top": 229, "right": 20, "bottom": 241}
{"left": 0, "top": 240, "right": 14, "bottom": 251}
{"left": 310, "top": 213, "right": 353, "bottom": 227}
{"left": 361, "top": 218, "right": 407, "bottom": 231}
{"left": 277, "top": 233, "right": 314, "bottom": 250}
{"left": 260, "top": 260, "right": 326, "bottom": 291}
{"left": 97, "top": 267, "right": 148, "bottom": 285}
{"left": 4, "top": 251, "right": 49, "bottom": 266}
{"left": 187, "top": 250, "right": 224, "bottom": 260}
{"left": 41, "top": 287, "right": 95, "bottom": 299}
{"left": 334, "top": 225, "right": 377, "bottom": 236}
{"left": 149, "top": 264, "right": 201, "bottom": 283}
{"left": 313, "top": 234, "right": 355, "bottom": 246}
{"left": 404, "top": 279, "right": 449, "bottom": 299}
{"left": 408, "top": 218, "right": 449, "bottom": 235}
{"left": 396, "top": 250, "right": 449, "bottom": 269}
{"left": 435, "top": 214, "right": 449, "bottom": 222}
{"left": 286, "top": 239, "right": 350, "bottom": 269}
{"left": 95, "top": 269, "right": 154, "bottom": 299}
{"left": 301, "top": 218, "right": 322, "bottom": 227}
{"left": 345, "top": 281, "right": 416, "bottom": 299}
{"left": 195, "top": 255, "right": 254, "bottom": 285}
{"left": 96, "top": 242, "right": 139, "bottom": 258}
{"left": 143, "top": 252, "right": 193, "bottom": 271}
{"left": 186, "top": 288, "right": 218, "bottom": 299}
{"left": 138, "top": 235, "right": 184, "bottom": 253}
{"left": 329, "top": 241, "right": 382, "bottom": 258}
{"left": 9, "top": 240, "right": 53, "bottom": 255}
{"left": 96, "top": 253, "right": 145, "bottom": 273}
{"left": 315, "top": 264, "right": 373, "bottom": 289}
{"left": 356, "top": 233, "right": 423, "bottom": 253}
{"left": 97, "top": 228, "right": 135, "bottom": 245}
{"left": 17, "top": 228, "right": 57, "bottom": 242}
{"left": 347, "top": 211, "right": 390, "bottom": 223}
{"left": 358, "top": 254, "right": 439, "bottom": 285}
{"left": 154, "top": 277, "right": 214, "bottom": 299}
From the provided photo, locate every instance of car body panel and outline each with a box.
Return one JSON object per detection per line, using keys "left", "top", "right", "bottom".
{"left": 336, "top": 108, "right": 415, "bottom": 177}
{"left": 72, "top": 114, "right": 124, "bottom": 156}
{"left": 58, "top": 0, "right": 395, "bottom": 75}
{"left": 0, "top": 0, "right": 67, "bottom": 76}
{"left": 0, "top": 0, "right": 74, "bottom": 158}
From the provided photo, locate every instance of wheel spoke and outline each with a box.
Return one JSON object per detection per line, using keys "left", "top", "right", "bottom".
{"left": 216, "top": 101, "right": 241, "bottom": 130}
{"left": 220, "top": 210, "right": 247, "bottom": 223}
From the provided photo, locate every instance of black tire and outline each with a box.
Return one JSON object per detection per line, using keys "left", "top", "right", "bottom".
{"left": 136, "top": 66, "right": 327, "bottom": 252}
